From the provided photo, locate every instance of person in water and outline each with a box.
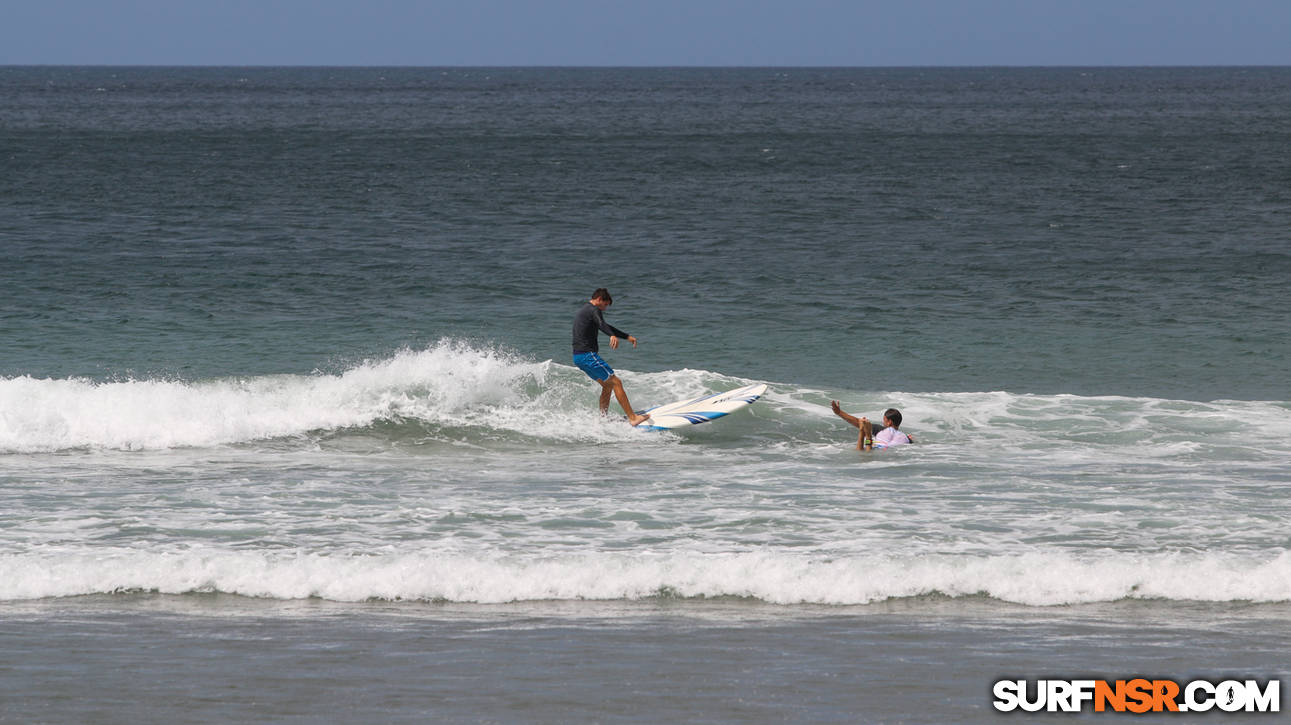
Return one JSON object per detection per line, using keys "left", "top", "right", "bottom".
{"left": 573, "top": 288, "right": 651, "bottom": 426}
{"left": 830, "top": 402, "right": 913, "bottom": 450}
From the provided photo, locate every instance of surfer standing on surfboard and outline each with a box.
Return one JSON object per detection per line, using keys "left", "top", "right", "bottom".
{"left": 572, "top": 288, "right": 651, "bottom": 426}
{"left": 830, "top": 402, "right": 913, "bottom": 450}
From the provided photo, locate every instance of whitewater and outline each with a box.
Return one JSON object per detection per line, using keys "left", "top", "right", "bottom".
{"left": 4, "top": 342, "right": 1288, "bottom": 610}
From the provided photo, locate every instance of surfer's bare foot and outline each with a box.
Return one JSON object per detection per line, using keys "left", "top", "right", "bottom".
{"left": 628, "top": 413, "right": 651, "bottom": 427}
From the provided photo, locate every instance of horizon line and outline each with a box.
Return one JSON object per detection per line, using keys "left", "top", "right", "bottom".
{"left": 4, "top": 63, "right": 1290, "bottom": 70}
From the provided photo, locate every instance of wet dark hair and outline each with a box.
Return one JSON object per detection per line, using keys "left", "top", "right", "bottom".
{"left": 591, "top": 288, "right": 612, "bottom": 303}
{"left": 884, "top": 408, "right": 902, "bottom": 428}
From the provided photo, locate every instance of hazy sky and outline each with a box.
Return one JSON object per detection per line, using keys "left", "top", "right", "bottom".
{"left": 4, "top": 0, "right": 1290, "bottom": 66}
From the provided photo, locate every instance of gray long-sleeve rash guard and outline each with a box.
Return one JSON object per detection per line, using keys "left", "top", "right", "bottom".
{"left": 572, "top": 302, "right": 630, "bottom": 354}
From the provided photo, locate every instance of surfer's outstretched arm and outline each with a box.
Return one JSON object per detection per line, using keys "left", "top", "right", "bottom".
{"left": 830, "top": 400, "right": 862, "bottom": 428}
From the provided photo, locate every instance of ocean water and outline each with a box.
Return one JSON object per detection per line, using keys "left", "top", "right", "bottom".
{"left": 2, "top": 66, "right": 1289, "bottom": 722}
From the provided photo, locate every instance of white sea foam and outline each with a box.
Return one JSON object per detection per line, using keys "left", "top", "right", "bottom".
{"left": 0, "top": 342, "right": 555, "bottom": 452}
{"left": 2, "top": 547, "right": 1288, "bottom": 606}
{"left": 2, "top": 341, "right": 1286, "bottom": 455}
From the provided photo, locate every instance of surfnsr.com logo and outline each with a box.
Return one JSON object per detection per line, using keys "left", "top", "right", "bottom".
{"left": 992, "top": 678, "right": 1281, "bottom": 713}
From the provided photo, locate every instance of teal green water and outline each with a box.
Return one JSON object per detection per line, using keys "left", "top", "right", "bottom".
{"left": 3, "top": 66, "right": 1289, "bottom": 397}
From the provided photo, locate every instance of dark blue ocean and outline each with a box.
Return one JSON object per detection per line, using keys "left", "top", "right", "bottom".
{"left": 2, "top": 66, "right": 1289, "bottom": 722}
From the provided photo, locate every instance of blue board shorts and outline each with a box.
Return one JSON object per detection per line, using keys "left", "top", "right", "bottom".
{"left": 573, "top": 352, "right": 614, "bottom": 381}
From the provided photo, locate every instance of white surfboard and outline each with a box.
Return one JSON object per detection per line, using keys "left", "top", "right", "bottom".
{"left": 636, "top": 383, "right": 768, "bottom": 431}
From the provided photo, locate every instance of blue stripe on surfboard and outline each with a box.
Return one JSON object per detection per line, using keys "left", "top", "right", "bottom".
{"left": 637, "top": 386, "right": 764, "bottom": 415}
{"left": 636, "top": 410, "right": 730, "bottom": 430}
